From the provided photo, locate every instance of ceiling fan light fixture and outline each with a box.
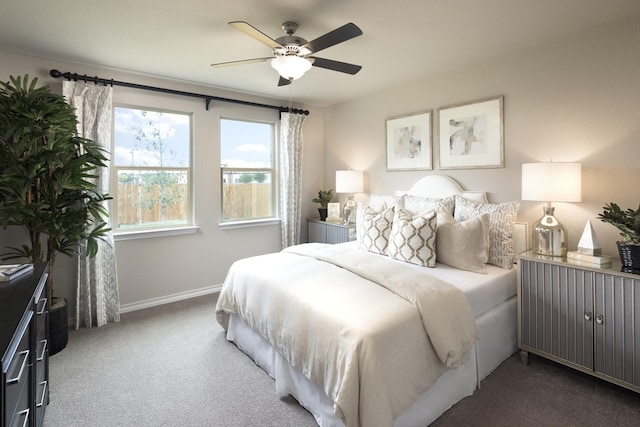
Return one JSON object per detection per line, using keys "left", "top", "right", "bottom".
{"left": 271, "top": 55, "right": 313, "bottom": 80}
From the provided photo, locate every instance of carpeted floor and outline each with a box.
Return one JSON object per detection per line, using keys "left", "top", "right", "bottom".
{"left": 44, "top": 294, "right": 640, "bottom": 426}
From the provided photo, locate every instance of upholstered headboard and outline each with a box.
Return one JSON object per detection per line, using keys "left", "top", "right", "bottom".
{"left": 396, "top": 175, "right": 488, "bottom": 203}
{"left": 396, "top": 175, "right": 529, "bottom": 256}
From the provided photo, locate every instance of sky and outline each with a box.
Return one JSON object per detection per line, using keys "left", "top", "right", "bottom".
{"left": 114, "top": 107, "right": 190, "bottom": 167}
{"left": 220, "top": 118, "right": 272, "bottom": 169}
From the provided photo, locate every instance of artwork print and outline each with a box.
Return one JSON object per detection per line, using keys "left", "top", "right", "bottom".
{"left": 448, "top": 115, "right": 487, "bottom": 156}
{"left": 438, "top": 96, "right": 504, "bottom": 169}
{"left": 327, "top": 202, "right": 341, "bottom": 220}
{"left": 386, "top": 111, "right": 432, "bottom": 171}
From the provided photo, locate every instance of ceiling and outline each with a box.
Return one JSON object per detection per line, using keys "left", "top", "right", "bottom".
{"left": 1, "top": 0, "right": 639, "bottom": 107}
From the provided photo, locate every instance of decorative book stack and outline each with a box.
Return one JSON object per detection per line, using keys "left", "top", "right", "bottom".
{"left": 0, "top": 263, "right": 34, "bottom": 282}
{"left": 567, "top": 220, "right": 612, "bottom": 268}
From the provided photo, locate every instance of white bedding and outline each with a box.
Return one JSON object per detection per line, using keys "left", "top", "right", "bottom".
{"left": 337, "top": 241, "right": 517, "bottom": 318}
{"left": 216, "top": 242, "right": 516, "bottom": 427}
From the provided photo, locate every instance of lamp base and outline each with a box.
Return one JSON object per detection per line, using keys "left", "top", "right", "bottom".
{"left": 532, "top": 206, "right": 567, "bottom": 257}
{"left": 343, "top": 197, "right": 357, "bottom": 225}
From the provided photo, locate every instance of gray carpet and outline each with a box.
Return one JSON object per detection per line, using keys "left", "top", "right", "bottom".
{"left": 44, "top": 294, "right": 640, "bottom": 427}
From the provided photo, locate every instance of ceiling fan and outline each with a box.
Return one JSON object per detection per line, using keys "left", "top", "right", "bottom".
{"left": 211, "top": 21, "right": 363, "bottom": 86}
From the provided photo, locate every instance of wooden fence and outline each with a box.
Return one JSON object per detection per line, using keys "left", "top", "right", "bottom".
{"left": 117, "top": 183, "right": 271, "bottom": 226}
{"left": 222, "top": 183, "right": 271, "bottom": 220}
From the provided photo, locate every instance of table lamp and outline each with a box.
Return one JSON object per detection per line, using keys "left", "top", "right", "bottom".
{"left": 335, "top": 170, "right": 364, "bottom": 225}
{"left": 521, "top": 162, "right": 582, "bottom": 257}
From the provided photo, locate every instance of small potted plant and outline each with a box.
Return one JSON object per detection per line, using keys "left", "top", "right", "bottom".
{"left": 312, "top": 189, "right": 333, "bottom": 221}
{"left": 598, "top": 202, "right": 640, "bottom": 274}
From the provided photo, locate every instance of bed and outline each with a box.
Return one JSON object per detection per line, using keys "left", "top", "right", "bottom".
{"left": 216, "top": 175, "right": 527, "bottom": 427}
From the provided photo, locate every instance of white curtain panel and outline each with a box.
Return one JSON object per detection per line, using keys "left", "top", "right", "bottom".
{"left": 63, "top": 81, "right": 120, "bottom": 328}
{"left": 278, "top": 112, "right": 306, "bottom": 248}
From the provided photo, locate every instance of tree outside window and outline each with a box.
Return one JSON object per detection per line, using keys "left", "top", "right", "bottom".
{"left": 113, "top": 107, "right": 192, "bottom": 230}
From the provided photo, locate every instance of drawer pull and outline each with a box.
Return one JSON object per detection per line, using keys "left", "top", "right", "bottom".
{"left": 596, "top": 314, "right": 604, "bottom": 325}
{"left": 7, "top": 350, "right": 29, "bottom": 384}
{"left": 10, "top": 409, "right": 29, "bottom": 427}
{"left": 37, "top": 339, "right": 47, "bottom": 362}
{"left": 584, "top": 311, "right": 592, "bottom": 321}
{"left": 37, "top": 298, "right": 47, "bottom": 315}
{"left": 36, "top": 380, "right": 48, "bottom": 407}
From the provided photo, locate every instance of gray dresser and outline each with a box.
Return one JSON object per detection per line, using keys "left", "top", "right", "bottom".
{"left": 307, "top": 218, "right": 356, "bottom": 244}
{"left": 518, "top": 251, "right": 639, "bottom": 392}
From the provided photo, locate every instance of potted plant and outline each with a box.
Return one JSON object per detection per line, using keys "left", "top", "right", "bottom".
{"left": 0, "top": 75, "right": 111, "bottom": 354}
{"left": 598, "top": 202, "right": 640, "bottom": 274}
{"left": 312, "top": 189, "right": 333, "bottom": 221}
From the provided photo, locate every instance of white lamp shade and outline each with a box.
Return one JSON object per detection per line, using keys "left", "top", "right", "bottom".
{"left": 521, "top": 162, "right": 582, "bottom": 202}
{"left": 335, "top": 170, "right": 364, "bottom": 194}
{"left": 270, "top": 56, "right": 313, "bottom": 80}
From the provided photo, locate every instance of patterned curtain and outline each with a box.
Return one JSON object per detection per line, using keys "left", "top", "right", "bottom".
{"left": 278, "top": 112, "right": 306, "bottom": 248}
{"left": 63, "top": 81, "right": 120, "bottom": 328}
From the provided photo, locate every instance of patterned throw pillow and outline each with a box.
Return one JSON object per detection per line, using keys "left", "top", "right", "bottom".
{"left": 387, "top": 207, "right": 437, "bottom": 267}
{"left": 453, "top": 196, "right": 520, "bottom": 269}
{"left": 356, "top": 196, "right": 401, "bottom": 242}
{"left": 402, "top": 194, "right": 455, "bottom": 217}
{"left": 358, "top": 205, "right": 395, "bottom": 255}
{"left": 436, "top": 208, "right": 490, "bottom": 273}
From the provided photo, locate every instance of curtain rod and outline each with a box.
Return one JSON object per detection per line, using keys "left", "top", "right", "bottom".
{"left": 49, "top": 69, "right": 309, "bottom": 116}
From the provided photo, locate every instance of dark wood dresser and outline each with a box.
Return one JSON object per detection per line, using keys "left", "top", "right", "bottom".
{"left": 1, "top": 263, "right": 49, "bottom": 427}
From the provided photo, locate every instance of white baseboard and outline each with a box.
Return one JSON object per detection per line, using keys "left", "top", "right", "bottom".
{"left": 119, "top": 284, "right": 222, "bottom": 314}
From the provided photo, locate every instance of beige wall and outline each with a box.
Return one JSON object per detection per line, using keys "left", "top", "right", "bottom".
{"left": 0, "top": 50, "right": 324, "bottom": 313}
{"left": 325, "top": 16, "right": 640, "bottom": 258}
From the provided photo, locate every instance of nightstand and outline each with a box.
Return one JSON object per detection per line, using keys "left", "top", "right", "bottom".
{"left": 518, "top": 250, "right": 640, "bottom": 392}
{"left": 307, "top": 218, "right": 356, "bottom": 244}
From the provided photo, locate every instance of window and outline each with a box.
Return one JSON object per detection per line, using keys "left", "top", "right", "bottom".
{"left": 220, "top": 118, "right": 276, "bottom": 223}
{"left": 113, "top": 107, "right": 192, "bottom": 232}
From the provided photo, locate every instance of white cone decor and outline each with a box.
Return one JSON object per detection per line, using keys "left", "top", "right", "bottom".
{"left": 577, "top": 220, "right": 601, "bottom": 256}
{"left": 567, "top": 220, "right": 612, "bottom": 267}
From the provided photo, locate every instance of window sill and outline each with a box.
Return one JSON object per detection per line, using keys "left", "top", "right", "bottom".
{"left": 114, "top": 226, "right": 199, "bottom": 241}
{"left": 219, "top": 218, "right": 281, "bottom": 230}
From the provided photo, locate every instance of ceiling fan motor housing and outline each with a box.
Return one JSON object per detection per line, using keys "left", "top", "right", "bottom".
{"left": 275, "top": 38, "right": 311, "bottom": 56}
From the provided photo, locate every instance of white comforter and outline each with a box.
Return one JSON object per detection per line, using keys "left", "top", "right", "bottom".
{"left": 216, "top": 243, "right": 477, "bottom": 427}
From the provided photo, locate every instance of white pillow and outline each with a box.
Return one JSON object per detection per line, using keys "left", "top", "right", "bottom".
{"left": 368, "top": 194, "right": 402, "bottom": 211}
{"left": 453, "top": 196, "right": 520, "bottom": 269}
{"left": 436, "top": 208, "right": 490, "bottom": 274}
{"left": 358, "top": 205, "right": 395, "bottom": 255}
{"left": 387, "top": 208, "right": 437, "bottom": 267}
{"left": 402, "top": 194, "right": 455, "bottom": 216}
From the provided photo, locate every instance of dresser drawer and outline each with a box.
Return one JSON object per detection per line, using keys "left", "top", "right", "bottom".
{"left": 8, "top": 408, "right": 29, "bottom": 427}
{"left": 5, "top": 350, "right": 30, "bottom": 426}
{"left": 34, "top": 378, "right": 48, "bottom": 425}
{"left": 35, "top": 296, "right": 47, "bottom": 330}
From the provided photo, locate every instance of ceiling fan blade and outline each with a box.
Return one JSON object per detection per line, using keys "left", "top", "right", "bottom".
{"left": 278, "top": 76, "right": 292, "bottom": 87}
{"left": 211, "top": 57, "right": 272, "bottom": 67}
{"left": 229, "top": 21, "right": 283, "bottom": 49}
{"left": 302, "top": 23, "right": 363, "bottom": 54}
{"left": 310, "top": 57, "right": 362, "bottom": 75}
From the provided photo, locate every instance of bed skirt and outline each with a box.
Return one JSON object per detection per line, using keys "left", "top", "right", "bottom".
{"left": 224, "top": 295, "right": 517, "bottom": 427}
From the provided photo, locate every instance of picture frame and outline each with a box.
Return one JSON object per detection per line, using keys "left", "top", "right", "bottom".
{"left": 327, "top": 203, "right": 341, "bottom": 221}
{"left": 386, "top": 110, "right": 432, "bottom": 171}
{"left": 437, "top": 96, "right": 504, "bottom": 169}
